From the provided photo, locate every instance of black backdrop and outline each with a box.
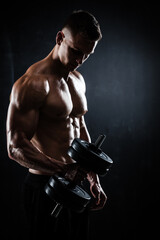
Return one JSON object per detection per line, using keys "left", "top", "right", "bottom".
{"left": 1, "top": 2, "right": 160, "bottom": 240}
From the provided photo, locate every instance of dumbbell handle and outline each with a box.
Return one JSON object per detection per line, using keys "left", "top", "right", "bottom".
{"left": 94, "top": 134, "right": 106, "bottom": 148}
{"left": 51, "top": 203, "right": 63, "bottom": 218}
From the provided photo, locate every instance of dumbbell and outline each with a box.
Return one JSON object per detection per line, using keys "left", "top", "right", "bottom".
{"left": 44, "top": 134, "right": 113, "bottom": 218}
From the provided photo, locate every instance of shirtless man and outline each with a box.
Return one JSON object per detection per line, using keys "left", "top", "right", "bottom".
{"left": 6, "top": 10, "right": 107, "bottom": 239}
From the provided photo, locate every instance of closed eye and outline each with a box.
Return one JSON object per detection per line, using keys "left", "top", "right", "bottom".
{"left": 70, "top": 47, "right": 90, "bottom": 60}
{"left": 71, "top": 48, "right": 83, "bottom": 55}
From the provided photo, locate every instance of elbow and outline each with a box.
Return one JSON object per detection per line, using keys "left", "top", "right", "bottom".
{"left": 8, "top": 152, "right": 14, "bottom": 161}
{"left": 7, "top": 131, "right": 22, "bottom": 161}
{"left": 7, "top": 142, "right": 17, "bottom": 161}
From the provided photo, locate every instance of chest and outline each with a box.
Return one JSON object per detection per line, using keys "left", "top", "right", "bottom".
{"left": 41, "top": 76, "right": 88, "bottom": 119}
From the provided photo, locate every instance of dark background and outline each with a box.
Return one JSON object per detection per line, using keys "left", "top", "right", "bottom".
{"left": 1, "top": 1, "right": 160, "bottom": 239}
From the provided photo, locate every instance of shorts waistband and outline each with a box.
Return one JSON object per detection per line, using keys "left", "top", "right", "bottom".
{"left": 24, "top": 171, "right": 51, "bottom": 187}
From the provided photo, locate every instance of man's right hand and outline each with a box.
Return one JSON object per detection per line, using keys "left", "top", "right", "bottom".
{"left": 64, "top": 163, "right": 88, "bottom": 184}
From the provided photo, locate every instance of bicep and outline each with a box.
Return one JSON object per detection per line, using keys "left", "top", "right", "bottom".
{"left": 7, "top": 102, "right": 39, "bottom": 141}
{"left": 6, "top": 76, "right": 46, "bottom": 140}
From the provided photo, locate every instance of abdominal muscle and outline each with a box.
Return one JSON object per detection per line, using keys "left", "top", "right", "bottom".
{"left": 29, "top": 115, "right": 81, "bottom": 175}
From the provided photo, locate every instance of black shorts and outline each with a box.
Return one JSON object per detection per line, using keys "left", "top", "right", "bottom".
{"left": 22, "top": 172, "right": 89, "bottom": 240}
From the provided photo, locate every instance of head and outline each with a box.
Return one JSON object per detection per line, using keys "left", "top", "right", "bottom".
{"left": 56, "top": 10, "right": 102, "bottom": 71}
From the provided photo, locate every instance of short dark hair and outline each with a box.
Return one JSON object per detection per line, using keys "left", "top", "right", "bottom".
{"left": 62, "top": 10, "right": 102, "bottom": 41}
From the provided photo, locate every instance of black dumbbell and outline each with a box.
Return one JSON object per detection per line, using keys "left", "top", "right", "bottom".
{"left": 44, "top": 134, "right": 113, "bottom": 217}
{"left": 44, "top": 175, "right": 91, "bottom": 217}
{"left": 68, "top": 134, "right": 113, "bottom": 176}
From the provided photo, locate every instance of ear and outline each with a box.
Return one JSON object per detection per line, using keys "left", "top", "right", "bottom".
{"left": 56, "top": 31, "right": 65, "bottom": 45}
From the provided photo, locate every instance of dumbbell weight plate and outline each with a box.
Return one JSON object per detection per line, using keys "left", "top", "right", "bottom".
{"left": 68, "top": 138, "right": 113, "bottom": 175}
{"left": 68, "top": 147, "right": 108, "bottom": 175}
{"left": 44, "top": 175, "right": 91, "bottom": 213}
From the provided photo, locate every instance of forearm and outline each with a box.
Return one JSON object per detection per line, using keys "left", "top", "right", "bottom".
{"left": 80, "top": 116, "right": 91, "bottom": 142}
{"left": 79, "top": 117, "right": 100, "bottom": 184}
{"left": 7, "top": 131, "right": 64, "bottom": 174}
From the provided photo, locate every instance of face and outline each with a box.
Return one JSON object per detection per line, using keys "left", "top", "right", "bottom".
{"left": 57, "top": 30, "right": 98, "bottom": 71}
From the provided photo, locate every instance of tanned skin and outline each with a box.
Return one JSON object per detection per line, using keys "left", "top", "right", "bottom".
{"left": 6, "top": 28, "right": 107, "bottom": 210}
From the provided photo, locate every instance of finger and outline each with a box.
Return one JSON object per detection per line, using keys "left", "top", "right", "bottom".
{"left": 97, "top": 192, "right": 107, "bottom": 209}
{"left": 64, "top": 164, "right": 79, "bottom": 181}
{"left": 97, "top": 190, "right": 102, "bottom": 204}
{"left": 90, "top": 186, "right": 97, "bottom": 199}
{"left": 90, "top": 192, "right": 107, "bottom": 211}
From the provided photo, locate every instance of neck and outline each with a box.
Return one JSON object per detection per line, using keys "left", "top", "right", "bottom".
{"left": 47, "top": 45, "right": 70, "bottom": 80}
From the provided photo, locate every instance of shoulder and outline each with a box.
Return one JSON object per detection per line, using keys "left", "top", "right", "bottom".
{"left": 11, "top": 73, "right": 50, "bottom": 110}
{"left": 73, "top": 70, "right": 84, "bottom": 82}
{"left": 72, "top": 70, "right": 86, "bottom": 92}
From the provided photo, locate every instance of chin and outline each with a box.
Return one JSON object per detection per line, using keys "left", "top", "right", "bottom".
{"left": 73, "top": 65, "right": 79, "bottom": 70}
{"left": 69, "top": 65, "right": 78, "bottom": 72}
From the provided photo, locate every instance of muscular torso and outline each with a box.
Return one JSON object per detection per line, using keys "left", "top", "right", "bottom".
{"left": 7, "top": 36, "right": 106, "bottom": 209}
{"left": 26, "top": 62, "right": 88, "bottom": 173}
